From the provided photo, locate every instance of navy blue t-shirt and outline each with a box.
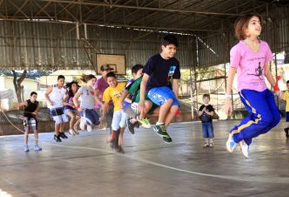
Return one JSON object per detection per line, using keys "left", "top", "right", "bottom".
{"left": 143, "top": 54, "right": 181, "bottom": 91}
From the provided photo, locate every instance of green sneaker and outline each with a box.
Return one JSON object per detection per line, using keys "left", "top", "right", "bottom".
{"left": 138, "top": 118, "right": 151, "bottom": 128}
{"left": 153, "top": 124, "right": 172, "bottom": 144}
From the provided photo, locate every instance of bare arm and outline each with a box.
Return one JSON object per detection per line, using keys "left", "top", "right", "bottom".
{"left": 172, "top": 79, "right": 179, "bottom": 98}
{"left": 119, "top": 89, "right": 129, "bottom": 108}
{"left": 140, "top": 74, "right": 149, "bottom": 106}
{"left": 264, "top": 63, "right": 275, "bottom": 87}
{"left": 32, "top": 104, "right": 40, "bottom": 116}
{"left": 204, "top": 110, "right": 214, "bottom": 116}
{"left": 226, "top": 67, "right": 237, "bottom": 95}
{"left": 63, "top": 94, "right": 70, "bottom": 106}
{"left": 223, "top": 67, "right": 237, "bottom": 116}
{"left": 19, "top": 101, "right": 28, "bottom": 108}
{"left": 94, "top": 91, "right": 104, "bottom": 108}
{"left": 45, "top": 86, "right": 53, "bottom": 105}
{"left": 100, "top": 102, "right": 109, "bottom": 120}
{"left": 73, "top": 91, "right": 82, "bottom": 109}
{"left": 264, "top": 63, "right": 283, "bottom": 99}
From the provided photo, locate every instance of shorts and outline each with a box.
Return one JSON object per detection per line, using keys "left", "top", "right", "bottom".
{"left": 286, "top": 112, "right": 289, "bottom": 122}
{"left": 50, "top": 107, "right": 69, "bottom": 124}
{"left": 148, "top": 86, "right": 179, "bottom": 106}
{"left": 23, "top": 117, "right": 38, "bottom": 132}
{"left": 64, "top": 108, "right": 77, "bottom": 115}
{"left": 81, "top": 109, "right": 100, "bottom": 126}
{"left": 96, "top": 106, "right": 113, "bottom": 129}
{"left": 111, "top": 110, "right": 128, "bottom": 130}
{"left": 123, "top": 104, "right": 136, "bottom": 117}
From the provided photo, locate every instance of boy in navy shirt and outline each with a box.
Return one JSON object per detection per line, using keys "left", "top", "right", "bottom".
{"left": 139, "top": 34, "right": 180, "bottom": 143}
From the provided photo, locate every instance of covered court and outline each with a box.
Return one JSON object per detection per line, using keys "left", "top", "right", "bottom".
{"left": 1, "top": 0, "right": 289, "bottom": 197}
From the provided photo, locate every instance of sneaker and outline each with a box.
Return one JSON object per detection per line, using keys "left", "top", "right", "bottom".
{"left": 116, "top": 146, "right": 125, "bottom": 154}
{"left": 34, "top": 145, "right": 42, "bottom": 151}
{"left": 209, "top": 139, "right": 214, "bottom": 147}
{"left": 80, "top": 119, "right": 85, "bottom": 130}
{"left": 240, "top": 140, "right": 249, "bottom": 158}
{"left": 138, "top": 118, "right": 151, "bottom": 128}
{"left": 69, "top": 129, "right": 76, "bottom": 136}
{"left": 24, "top": 145, "right": 29, "bottom": 152}
{"left": 134, "top": 121, "right": 140, "bottom": 128}
{"left": 153, "top": 124, "right": 167, "bottom": 137}
{"left": 54, "top": 134, "right": 62, "bottom": 142}
{"left": 59, "top": 132, "right": 68, "bottom": 139}
{"left": 162, "top": 135, "right": 173, "bottom": 144}
{"left": 126, "top": 118, "right": 135, "bottom": 134}
{"left": 226, "top": 135, "right": 237, "bottom": 153}
{"left": 153, "top": 124, "right": 173, "bottom": 144}
{"left": 203, "top": 142, "right": 209, "bottom": 148}
{"left": 74, "top": 129, "right": 79, "bottom": 135}
{"left": 87, "top": 125, "right": 92, "bottom": 132}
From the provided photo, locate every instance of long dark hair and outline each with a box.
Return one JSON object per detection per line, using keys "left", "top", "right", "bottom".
{"left": 66, "top": 81, "right": 80, "bottom": 96}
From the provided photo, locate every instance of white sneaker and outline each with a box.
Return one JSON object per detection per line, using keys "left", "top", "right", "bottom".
{"left": 209, "top": 139, "right": 214, "bottom": 147}
{"left": 24, "top": 145, "right": 29, "bottom": 152}
{"left": 69, "top": 129, "right": 76, "bottom": 136}
{"left": 226, "top": 134, "right": 237, "bottom": 153}
{"left": 87, "top": 125, "right": 92, "bottom": 132}
{"left": 80, "top": 119, "right": 85, "bottom": 130}
{"left": 240, "top": 140, "right": 249, "bottom": 158}
{"left": 34, "top": 145, "right": 42, "bottom": 151}
{"left": 203, "top": 142, "right": 209, "bottom": 148}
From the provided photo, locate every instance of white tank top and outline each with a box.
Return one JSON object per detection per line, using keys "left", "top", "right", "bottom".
{"left": 48, "top": 85, "right": 66, "bottom": 109}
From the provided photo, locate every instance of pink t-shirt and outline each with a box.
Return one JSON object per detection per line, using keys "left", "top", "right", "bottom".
{"left": 94, "top": 77, "right": 109, "bottom": 109}
{"left": 230, "top": 40, "right": 273, "bottom": 92}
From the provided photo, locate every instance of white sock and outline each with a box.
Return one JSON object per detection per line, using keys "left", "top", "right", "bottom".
{"left": 156, "top": 122, "right": 164, "bottom": 126}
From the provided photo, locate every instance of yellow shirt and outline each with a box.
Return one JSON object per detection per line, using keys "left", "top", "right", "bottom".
{"left": 103, "top": 82, "right": 126, "bottom": 111}
{"left": 283, "top": 91, "right": 289, "bottom": 112}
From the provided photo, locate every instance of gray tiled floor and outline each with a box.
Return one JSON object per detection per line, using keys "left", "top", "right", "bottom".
{"left": 0, "top": 120, "right": 289, "bottom": 197}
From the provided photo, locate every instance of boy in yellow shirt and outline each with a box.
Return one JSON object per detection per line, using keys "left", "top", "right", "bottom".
{"left": 282, "top": 80, "right": 289, "bottom": 138}
{"left": 101, "top": 72, "right": 127, "bottom": 153}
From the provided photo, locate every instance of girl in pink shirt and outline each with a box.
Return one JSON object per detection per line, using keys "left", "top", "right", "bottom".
{"left": 224, "top": 14, "right": 281, "bottom": 158}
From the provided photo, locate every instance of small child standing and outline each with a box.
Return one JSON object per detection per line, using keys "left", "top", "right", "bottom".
{"left": 282, "top": 80, "right": 289, "bottom": 138}
{"left": 198, "top": 94, "right": 215, "bottom": 147}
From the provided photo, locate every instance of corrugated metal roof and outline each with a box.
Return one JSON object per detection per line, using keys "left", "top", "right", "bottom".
{"left": 0, "top": 0, "right": 288, "bottom": 69}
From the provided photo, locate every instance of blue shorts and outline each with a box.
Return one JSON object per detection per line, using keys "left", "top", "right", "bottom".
{"left": 50, "top": 107, "right": 69, "bottom": 124}
{"left": 64, "top": 108, "right": 77, "bottom": 115}
{"left": 286, "top": 112, "right": 289, "bottom": 122}
{"left": 148, "top": 86, "right": 179, "bottom": 106}
{"left": 80, "top": 109, "right": 100, "bottom": 126}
